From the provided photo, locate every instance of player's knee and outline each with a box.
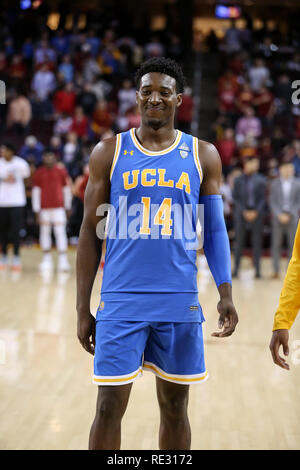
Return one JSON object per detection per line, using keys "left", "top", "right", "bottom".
{"left": 158, "top": 393, "right": 188, "bottom": 420}
{"left": 95, "top": 394, "right": 125, "bottom": 423}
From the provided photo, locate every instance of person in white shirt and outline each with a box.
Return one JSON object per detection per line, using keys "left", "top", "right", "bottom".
{"left": 269, "top": 162, "right": 300, "bottom": 278}
{"left": 117, "top": 79, "right": 137, "bottom": 116}
{"left": 31, "top": 63, "right": 56, "bottom": 101}
{"left": 0, "top": 142, "right": 30, "bottom": 270}
{"left": 248, "top": 58, "right": 270, "bottom": 92}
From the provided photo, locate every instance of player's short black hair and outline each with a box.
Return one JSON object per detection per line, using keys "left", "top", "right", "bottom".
{"left": 135, "top": 57, "right": 186, "bottom": 94}
{"left": 1, "top": 141, "right": 16, "bottom": 154}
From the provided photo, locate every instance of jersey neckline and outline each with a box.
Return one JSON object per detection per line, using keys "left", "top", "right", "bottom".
{"left": 130, "top": 128, "right": 182, "bottom": 156}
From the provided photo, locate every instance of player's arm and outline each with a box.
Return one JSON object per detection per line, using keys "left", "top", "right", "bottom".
{"left": 269, "top": 220, "right": 300, "bottom": 369}
{"left": 199, "top": 140, "right": 238, "bottom": 338}
{"left": 62, "top": 169, "right": 72, "bottom": 218}
{"left": 76, "top": 138, "right": 115, "bottom": 355}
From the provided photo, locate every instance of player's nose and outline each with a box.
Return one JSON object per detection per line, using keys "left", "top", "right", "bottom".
{"left": 148, "top": 91, "right": 162, "bottom": 104}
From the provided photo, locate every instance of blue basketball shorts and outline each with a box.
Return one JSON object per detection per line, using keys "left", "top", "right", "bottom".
{"left": 93, "top": 320, "right": 208, "bottom": 386}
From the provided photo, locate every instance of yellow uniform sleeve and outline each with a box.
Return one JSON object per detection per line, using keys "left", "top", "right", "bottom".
{"left": 273, "top": 219, "right": 300, "bottom": 330}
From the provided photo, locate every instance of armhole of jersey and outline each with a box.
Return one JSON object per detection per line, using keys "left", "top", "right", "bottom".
{"left": 193, "top": 137, "right": 203, "bottom": 184}
{"left": 110, "top": 133, "right": 122, "bottom": 181}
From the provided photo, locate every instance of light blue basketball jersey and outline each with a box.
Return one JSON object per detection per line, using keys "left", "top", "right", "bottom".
{"left": 98, "top": 128, "right": 204, "bottom": 323}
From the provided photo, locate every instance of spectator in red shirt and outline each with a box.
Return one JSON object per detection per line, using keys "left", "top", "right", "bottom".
{"left": 0, "top": 51, "right": 8, "bottom": 77}
{"left": 295, "top": 116, "right": 300, "bottom": 139}
{"left": 215, "top": 128, "right": 237, "bottom": 176}
{"left": 126, "top": 106, "right": 141, "bottom": 130}
{"left": 79, "top": 170, "right": 89, "bottom": 201}
{"left": 32, "top": 149, "right": 72, "bottom": 272}
{"left": 235, "top": 82, "right": 254, "bottom": 115}
{"left": 218, "top": 81, "right": 237, "bottom": 115}
{"left": 53, "top": 82, "right": 77, "bottom": 116}
{"left": 228, "top": 52, "right": 246, "bottom": 76}
{"left": 71, "top": 106, "right": 88, "bottom": 139}
{"left": 91, "top": 100, "right": 113, "bottom": 138}
{"left": 253, "top": 85, "right": 275, "bottom": 131}
{"left": 253, "top": 85, "right": 274, "bottom": 117}
{"left": 8, "top": 54, "right": 27, "bottom": 80}
{"left": 218, "top": 69, "right": 239, "bottom": 96}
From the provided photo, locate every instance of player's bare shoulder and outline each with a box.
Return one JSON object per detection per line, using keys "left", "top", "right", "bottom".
{"left": 89, "top": 136, "right": 117, "bottom": 182}
{"left": 197, "top": 139, "right": 222, "bottom": 173}
{"left": 196, "top": 138, "right": 222, "bottom": 193}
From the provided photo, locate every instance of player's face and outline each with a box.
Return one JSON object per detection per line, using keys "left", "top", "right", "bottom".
{"left": 136, "top": 72, "right": 182, "bottom": 129}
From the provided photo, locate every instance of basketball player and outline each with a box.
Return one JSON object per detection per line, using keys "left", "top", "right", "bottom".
{"left": 32, "top": 149, "right": 72, "bottom": 272}
{"left": 269, "top": 219, "right": 300, "bottom": 370}
{"left": 76, "top": 58, "right": 239, "bottom": 450}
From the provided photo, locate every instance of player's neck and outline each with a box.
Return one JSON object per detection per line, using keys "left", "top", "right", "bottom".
{"left": 135, "top": 124, "right": 177, "bottom": 152}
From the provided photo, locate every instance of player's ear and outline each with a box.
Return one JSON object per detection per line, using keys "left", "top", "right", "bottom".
{"left": 136, "top": 90, "right": 139, "bottom": 104}
{"left": 176, "top": 93, "right": 183, "bottom": 107}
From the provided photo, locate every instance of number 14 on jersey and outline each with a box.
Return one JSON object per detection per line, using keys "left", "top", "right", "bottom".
{"left": 140, "top": 196, "right": 173, "bottom": 236}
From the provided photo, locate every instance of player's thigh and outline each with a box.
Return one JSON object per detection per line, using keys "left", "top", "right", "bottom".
{"left": 144, "top": 322, "right": 206, "bottom": 382}
{"left": 94, "top": 320, "right": 150, "bottom": 384}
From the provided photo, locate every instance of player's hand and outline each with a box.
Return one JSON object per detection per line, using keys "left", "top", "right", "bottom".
{"left": 269, "top": 329, "right": 290, "bottom": 370}
{"left": 77, "top": 313, "right": 96, "bottom": 355}
{"left": 212, "top": 298, "right": 238, "bottom": 337}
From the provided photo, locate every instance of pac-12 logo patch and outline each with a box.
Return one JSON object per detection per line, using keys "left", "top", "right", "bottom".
{"left": 99, "top": 301, "right": 105, "bottom": 311}
{"left": 179, "top": 143, "right": 190, "bottom": 159}
{"left": 189, "top": 305, "right": 199, "bottom": 310}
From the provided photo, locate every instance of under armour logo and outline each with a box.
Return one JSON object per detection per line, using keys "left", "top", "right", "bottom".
{"left": 124, "top": 150, "right": 134, "bottom": 156}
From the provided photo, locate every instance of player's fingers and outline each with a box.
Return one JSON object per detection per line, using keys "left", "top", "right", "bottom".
{"left": 269, "top": 343, "right": 289, "bottom": 369}
{"left": 211, "top": 325, "right": 236, "bottom": 337}
{"left": 282, "top": 343, "right": 289, "bottom": 356}
{"left": 78, "top": 335, "right": 95, "bottom": 355}
{"left": 83, "top": 340, "right": 95, "bottom": 355}
{"left": 219, "top": 311, "right": 238, "bottom": 330}
{"left": 278, "top": 358, "right": 290, "bottom": 369}
{"left": 274, "top": 355, "right": 290, "bottom": 369}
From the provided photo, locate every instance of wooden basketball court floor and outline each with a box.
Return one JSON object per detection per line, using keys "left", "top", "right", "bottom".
{"left": 0, "top": 246, "right": 300, "bottom": 450}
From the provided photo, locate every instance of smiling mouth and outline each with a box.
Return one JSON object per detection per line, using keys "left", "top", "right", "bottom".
{"left": 146, "top": 107, "right": 164, "bottom": 112}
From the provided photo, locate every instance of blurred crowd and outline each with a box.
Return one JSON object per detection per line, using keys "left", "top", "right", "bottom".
{"left": 0, "top": 10, "right": 299, "bottom": 276}
{"left": 209, "top": 20, "right": 300, "bottom": 277}
{"left": 0, "top": 13, "right": 191, "bottom": 252}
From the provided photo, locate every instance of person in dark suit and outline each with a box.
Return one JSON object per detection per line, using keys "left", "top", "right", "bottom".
{"left": 269, "top": 162, "right": 300, "bottom": 278}
{"left": 233, "top": 157, "right": 266, "bottom": 278}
